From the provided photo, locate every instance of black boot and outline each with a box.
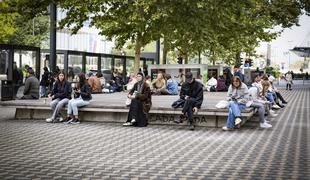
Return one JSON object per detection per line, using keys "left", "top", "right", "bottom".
{"left": 174, "top": 114, "right": 186, "bottom": 124}
{"left": 188, "top": 119, "right": 195, "bottom": 131}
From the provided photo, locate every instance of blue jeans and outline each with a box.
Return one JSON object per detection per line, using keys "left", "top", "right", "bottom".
{"left": 50, "top": 98, "right": 69, "bottom": 119}
{"left": 67, "top": 98, "right": 90, "bottom": 116}
{"left": 266, "top": 92, "right": 275, "bottom": 103}
{"left": 226, "top": 101, "right": 246, "bottom": 128}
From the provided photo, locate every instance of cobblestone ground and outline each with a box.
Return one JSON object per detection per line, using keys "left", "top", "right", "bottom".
{"left": 0, "top": 84, "right": 309, "bottom": 179}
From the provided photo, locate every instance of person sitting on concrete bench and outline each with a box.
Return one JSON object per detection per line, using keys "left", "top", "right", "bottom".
{"left": 159, "top": 74, "right": 178, "bottom": 95}
{"left": 151, "top": 72, "right": 166, "bottom": 95}
{"left": 123, "top": 72, "right": 152, "bottom": 127}
{"left": 88, "top": 72, "right": 102, "bottom": 94}
{"left": 222, "top": 76, "right": 248, "bottom": 131}
{"left": 46, "top": 70, "right": 72, "bottom": 123}
{"left": 20, "top": 68, "right": 39, "bottom": 100}
{"left": 173, "top": 72, "right": 203, "bottom": 131}
{"left": 65, "top": 73, "right": 92, "bottom": 124}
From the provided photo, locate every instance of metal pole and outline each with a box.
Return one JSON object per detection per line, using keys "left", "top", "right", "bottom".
{"left": 49, "top": 3, "right": 57, "bottom": 73}
{"left": 156, "top": 40, "right": 160, "bottom": 64}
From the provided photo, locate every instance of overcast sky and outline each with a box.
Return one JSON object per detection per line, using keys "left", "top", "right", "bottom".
{"left": 256, "top": 14, "right": 310, "bottom": 67}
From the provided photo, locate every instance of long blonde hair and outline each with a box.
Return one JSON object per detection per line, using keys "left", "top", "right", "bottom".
{"left": 261, "top": 80, "right": 270, "bottom": 96}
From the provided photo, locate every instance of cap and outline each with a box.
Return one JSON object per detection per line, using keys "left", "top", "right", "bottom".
{"left": 27, "top": 67, "right": 34, "bottom": 74}
{"left": 185, "top": 72, "right": 193, "bottom": 83}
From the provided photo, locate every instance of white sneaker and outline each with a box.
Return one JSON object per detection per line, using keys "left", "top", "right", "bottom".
{"left": 123, "top": 122, "right": 132, "bottom": 126}
{"left": 260, "top": 122, "right": 272, "bottom": 128}
{"left": 222, "top": 126, "right": 234, "bottom": 131}
{"left": 269, "top": 112, "right": 278, "bottom": 117}
{"left": 131, "top": 119, "right": 136, "bottom": 123}
{"left": 264, "top": 119, "right": 270, "bottom": 123}
{"left": 272, "top": 104, "right": 281, "bottom": 109}
{"left": 46, "top": 117, "right": 53, "bottom": 123}
{"left": 58, "top": 117, "right": 64, "bottom": 122}
{"left": 235, "top": 118, "right": 242, "bottom": 126}
{"left": 269, "top": 109, "right": 275, "bottom": 114}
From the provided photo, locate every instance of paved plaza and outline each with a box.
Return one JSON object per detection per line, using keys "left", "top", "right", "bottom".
{"left": 0, "top": 82, "right": 309, "bottom": 179}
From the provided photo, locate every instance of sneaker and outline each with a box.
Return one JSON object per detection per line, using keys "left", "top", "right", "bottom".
{"left": 264, "top": 119, "right": 270, "bottom": 123}
{"left": 64, "top": 118, "right": 74, "bottom": 124}
{"left": 269, "top": 109, "right": 275, "bottom": 114}
{"left": 235, "top": 117, "right": 242, "bottom": 126}
{"left": 260, "top": 122, "right": 272, "bottom": 128}
{"left": 131, "top": 119, "right": 136, "bottom": 123}
{"left": 188, "top": 124, "right": 195, "bottom": 131}
{"left": 46, "top": 117, "right": 53, "bottom": 123}
{"left": 58, "top": 117, "right": 64, "bottom": 122}
{"left": 272, "top": 104, "right": 281, "bottom": 109}
{"left": 222, "top": 126, "right": 234, "bottom": 131}
{"left": 269, "top": 112, "right": 278, "bottom": 117}
{"left": 174, "top": 115, "right": 185, "bottom": 124}
{"left": 70, "top": 119, "right": 80, "bottom": 125}
{"left": 123, "top": 122, "right": 132, "bottom": 126}
{"left": 282, "top": 101, "right": 288, "bottom": 104}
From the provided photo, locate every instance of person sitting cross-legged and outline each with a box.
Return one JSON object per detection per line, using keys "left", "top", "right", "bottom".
{"left": 65, "top": 73, "right": 92, "bottom": 124}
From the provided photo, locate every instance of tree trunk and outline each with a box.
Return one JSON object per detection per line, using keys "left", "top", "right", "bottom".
{"left": 184, "top": 53, "right": 188, "bottom": 64}
{"left": 235, "top": 52, "right": 241, "bottom": 65}
{"left": 134, "top": 40, "right": 142, "bottom": 74}
{"left": 162, "top": 41, "right": 168, "bottom": 64}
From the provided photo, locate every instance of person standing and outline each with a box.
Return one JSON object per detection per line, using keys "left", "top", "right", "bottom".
{"left": 39, "top": 67, "right": 50, "bottom": 98}
{"left": 123, "top": 72, "right": 152, "bottom": 127}
{"left": 173, "top": 72, "right": 203, "bottom": 130}
{"left": 46, "top": 71, "right": 72, "bottom": 123}
{"left": 285, "top": 71, "right": 293, "bottom": 90}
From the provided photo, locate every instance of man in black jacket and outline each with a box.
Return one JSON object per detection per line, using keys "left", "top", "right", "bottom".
{"left": 174, "top": 72, "right": 203, "bottom": 130}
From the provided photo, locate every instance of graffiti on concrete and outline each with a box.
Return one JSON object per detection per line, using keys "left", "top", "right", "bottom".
{"left": 149, "top": 114, "right": 208, "bottom": 124}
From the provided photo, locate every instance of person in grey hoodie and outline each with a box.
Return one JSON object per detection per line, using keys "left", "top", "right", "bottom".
{"left": 20, "top": 68, "right": 39, "bottom": 99}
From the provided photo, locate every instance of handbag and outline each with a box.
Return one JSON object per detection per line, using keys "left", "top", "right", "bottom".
{"left": 215, "top": 100, "right": 229, "bottom": 109}
{"left": 125, "top": 97, "right": 131, "bottom": 106}
{"left": 171, "top": 99, "right": 185, "bottom": 108}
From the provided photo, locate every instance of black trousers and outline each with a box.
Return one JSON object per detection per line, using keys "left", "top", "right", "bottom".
{"left": 275, "top": 91, "right": 286, "bottom": 103}
{"left": 182, "top": 99, "right": 196, "bottom": 122}
{"left": 127, "top": 99, "right": 148, "bottom": 127}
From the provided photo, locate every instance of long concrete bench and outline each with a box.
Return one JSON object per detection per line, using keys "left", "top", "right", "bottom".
{"left": 0, "top": 93, "right": 255, "bottom": 128}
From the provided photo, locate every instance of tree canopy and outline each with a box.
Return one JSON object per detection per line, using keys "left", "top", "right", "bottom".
{"left": 2, "top": 0, "right": 310, "bottom": 70}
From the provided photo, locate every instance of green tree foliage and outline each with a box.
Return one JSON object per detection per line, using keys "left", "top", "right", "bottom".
{"left": 8, "top": 15, "right": 49, "bottom": 47}
{"left": 0, "top": 1, "right": 17, "bottom": 43}
{"left": 3, "top": 0, "right": 310, "bottom": 69}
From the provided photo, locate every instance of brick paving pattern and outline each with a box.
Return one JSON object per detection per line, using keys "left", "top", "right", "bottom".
{"left": 0, "top": 84, "right": 309, "bottom": 179}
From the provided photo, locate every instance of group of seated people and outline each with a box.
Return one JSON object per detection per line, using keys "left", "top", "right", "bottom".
{"left": 221, "top": 73, "right": 288, "bottom": 131}
{"left": 16, "top": 67, "right": 288, "bottom": 131}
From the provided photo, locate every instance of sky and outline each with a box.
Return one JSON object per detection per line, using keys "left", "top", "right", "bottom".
{"left": 256, "top": 14, "right": 310, "bottom": 69}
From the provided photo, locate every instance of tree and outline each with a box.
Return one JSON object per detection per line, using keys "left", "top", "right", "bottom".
{"left": 0, "top": 2, "right": 17, "bottom": 43}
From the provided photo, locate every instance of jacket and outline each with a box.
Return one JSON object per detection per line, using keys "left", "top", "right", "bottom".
{"left": 180, "top": 79, "right": 203, "bottom": 108}
{"left": 23, "top": 75, "right": 40, "bottom": 99}
{"left": 79, "top": 84, "right": 92, "bottom": 101}
{"left": 227, "top": 82, "right": 249, "bottom": 104}
{"left": 51, "top": 80, "right": 72, "bottom": 100}
{"left": 129, "top": 82, "right": 152, "bottom": 113}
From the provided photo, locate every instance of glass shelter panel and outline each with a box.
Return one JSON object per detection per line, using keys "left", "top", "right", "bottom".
{"left": 68, "top": 55, "right": 82, "bottom": 81}
{"left": 126, "top": 58, "right": 135, "bottom": 76}
{"left": 14, "top": 50, "right": 36, "bottom": 83}
{"left": 86, "top": 56, "right": 98, "bottom": 73}
{"left": 114, "top": 58, "right": 124, "bottom": 74}
{"left": 101, "top": 57, "right": 112, "bottom": 70}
